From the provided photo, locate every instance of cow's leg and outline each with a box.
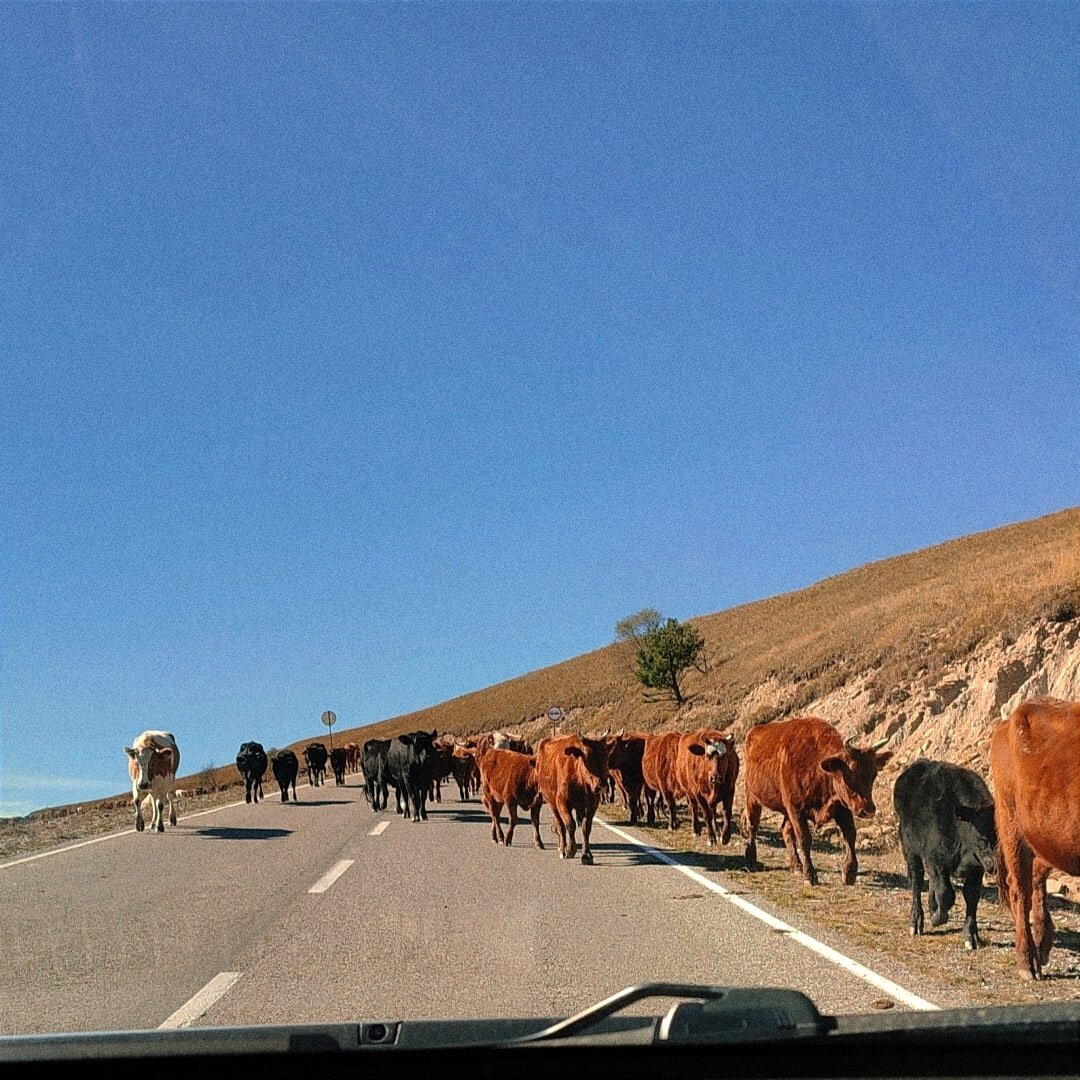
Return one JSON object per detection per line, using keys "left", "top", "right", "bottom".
{"left": 1031, "top": 857, "right": 1055, "bottom": 966}
{"left": 644, "top": 785, "right": 656, "bottom": 826}
{"left": 786, "top": 807, "right": 817, "bottom": 885}
{"left": 928, "top": 867, "right": 955, "bottom": 926}
{"left": 1002, "top": 832, "right": 1040, "bottom": 979}
{"left": 688, "top": 796, "right": 702, "bottom": 838}
{"left": 780, "top": 817, "right": 801, "bottom": 874}
{"left": 530, "top": 801, "right": 545, "bottom": 849}
{"left": 133, "top": 787, "right": 145, "bottom": 832}
{"left": 665, "top": 788, "right": 678, "bottom": 831}
{"left": 580, "top": 808, "right": 596, "bottom": 865}
{"left": 743, "top": 797, "right": 762, "bottom": 870}
{"left": 153, "top": 796, "right": 165, "bottom": 833}
{"left": 504, "top": 802, "right": 518, "bottom": 847}
{"left": 549, "top": 805, "right": 569, "bottom": 858}
{"left": 832, "top": 805, "right": 858, "bottom": 885}
{"left": 908, "top": 854, "right": 926, "bottom": 936}
{"left": 489, "top": 799, "right": 504, "bottom": 843}
{"left": 628, "top": 784, "right": 642, "bottom": 825}
{"left": 703, "top": 799, "right": 718, "bottom": 847}
{"left": 961, "top": 867, "right": 984, "bottom": 950}
{"left": 564, "top": 804, "right": 578, "bottom": 859}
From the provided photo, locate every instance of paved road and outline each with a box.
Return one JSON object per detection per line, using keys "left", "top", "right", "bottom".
{"left": 0, "top": 781, "right": 946, "bottom": 1035}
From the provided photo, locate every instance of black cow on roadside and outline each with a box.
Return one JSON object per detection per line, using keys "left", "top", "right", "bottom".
{"left": 271, "top": 749, "right": 299, "bottom": 803}
{"left": 362, "top": 739, "right": 391, "bottom": 810}
{"left": 235, "top": 742, "right": 268, "bottom": 803}
{"left": 387, "top": 729, "right": 438, "bottom": 822}
{"left": 894, "top": 758, "right": 998, "bottom": 951}
{"left": 304, "top": 742, "right": 328, "bottom": 787}
{"left": 330, "top": 746, "right": 347, "bottom": 785}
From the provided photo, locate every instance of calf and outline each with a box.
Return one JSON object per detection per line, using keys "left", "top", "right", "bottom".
{"left": 271, "top": 749, "right": 299, "bottom": 802}
{"left": 361, "top": 738, "right": 391, "bottom": 810}
{"left": 330, "top": 747, "right": 347, "bottom": 785}
{"left": 990, "top": 698, "right": 1080, "bottom": 980}
{"left": 641, "top": 731, "right": 681, "bottom": 829}
{"left": 451, "top": 744, "right": 477, "bottom": 801}
{"left": 125, "top": 730, "right": 180, "bottom": 833}
{"left": 534, "top": 734, "right": 608, "bottom": 864}
{"left": 304, "top": 742, "right": 328, "bottom": 787}
{"left": 235, "top": 741, "right": 268, "bottom": 804}
{"left": 476, "top": 748, "right": 544, "bottom": 848}
{"left": 893, "top": 758, "right": 997, "bottom": 950}
{"left": 743, "top": 716, "right": 892, "bottom": 885}
{"left": 674, "top": 729, "right": 739, "bottom": 846}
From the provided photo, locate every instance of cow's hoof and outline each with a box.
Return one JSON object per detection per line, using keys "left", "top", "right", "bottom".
{"left": 965, "top": 938, "right": 978, "bottom": 951}
{"left": 581, "top": 852, "right": 594, "bottom": 866}
{"left": 156, "top": 823, "right": 164, "bottom": 833}
{"left": 135, "top": 819, "right": 144, "bottom": 832}
{"left": 535, "top": 842, "right": 545, "bottom": 850}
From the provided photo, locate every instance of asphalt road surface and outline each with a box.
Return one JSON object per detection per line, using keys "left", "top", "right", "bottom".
{"left": 0, "top": 780, "right": 950, "bottom": 1035}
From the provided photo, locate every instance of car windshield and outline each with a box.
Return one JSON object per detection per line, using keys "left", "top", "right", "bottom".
{"left": 2, "top": 0, "right": 1078, "bottom": 1043}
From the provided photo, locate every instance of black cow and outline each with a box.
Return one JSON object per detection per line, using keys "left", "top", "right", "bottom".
{"left": 304, "top": 742, "right": 328, "bottom": 787}
{"left": 235, "top": 741, "right": 268, "bottom": 804}
{"left": 330, "top": 746, "right": 347, "bottom": 786}
{"left": 271, "top": 749, "right": 299, "bottom": 803}
{"left": 386, "top": 729, "right": 438, "bottom": 822}
{"left": 894, "top": 758, "right": 998, "bottom": 951}
{"left": 362, "top": 739, "right": 391, "bottom": 810}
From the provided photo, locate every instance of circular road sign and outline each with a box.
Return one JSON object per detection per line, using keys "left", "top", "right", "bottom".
{"left": 547, "top": 706, "right": 563, "bottom": 722}
{"left": 321, "top": 710, "right": 337, "bottom": 727}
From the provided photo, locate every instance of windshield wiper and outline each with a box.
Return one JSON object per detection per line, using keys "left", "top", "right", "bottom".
{"left": 514, "top": 983, "right": 834, "bottom": 1044}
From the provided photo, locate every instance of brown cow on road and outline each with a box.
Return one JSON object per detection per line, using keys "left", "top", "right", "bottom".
{"left": 990, "top": 698, "right": 1080, "bottom": 980}
{"left": 476, "top": 748, "right": 544, "bottom": 848}
{"left": 641, "top": 731, "right": 681, "bottom": 829}
{"left": 743, "top": 716, "right": 892, "bottom": 885}
{"left": 450, "top": 745, "right": 477, "bottom": 801}
{"left": 674, "top": 729, "right": 739, "bottom": 846}
{"left": 534, "top": 734, "right": 609, "bottom": 864}
{"left": 606, "top": 732, "right": 648, "bottom": 825}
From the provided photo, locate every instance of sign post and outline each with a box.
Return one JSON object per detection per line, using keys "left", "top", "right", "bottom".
{"left": 547, "top": 706, "right": 563, "bottom": 738}
{"left": 321, "top": 710, "right": 337, "bottom": 752}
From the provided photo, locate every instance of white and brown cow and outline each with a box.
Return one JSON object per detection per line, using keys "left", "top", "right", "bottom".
{"left": 125, "top": 730, "right": 180, "bottom": 833}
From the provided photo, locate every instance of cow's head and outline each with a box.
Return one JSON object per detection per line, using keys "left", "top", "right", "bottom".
{"left": 820, "top": 739, "right": 893, "bottom": 818}
{"left": 687, "top": 737, "right": 736, "bottom": 788}
{"left": 126, "top": 744, "right": 167, "bottom": 791}
{"left": 565, "top": 736, "right": 609, "bottom": 790}
{"left": 955, "top": 801, "right": 998, "bottom": 873}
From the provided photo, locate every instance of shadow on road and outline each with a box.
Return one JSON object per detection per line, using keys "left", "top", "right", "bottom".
{"left": 427, "top": 807, "right": 491, "bottom": 824}
{"left": 281, "top": 799, "right": 350, "bottom": 807}
{"left": 194, "top": 826, "right": 292, "bottom": 841}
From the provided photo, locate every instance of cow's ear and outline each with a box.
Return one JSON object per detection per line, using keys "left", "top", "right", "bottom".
{"left": 820, "top": 756, "right": 845, "bottom": 773}
{"left": 687, "top": 743, "right": 705, "bottom": 757}
{"left": 124, "top": 747, "right": 136, "bottom": 758}
{"left": 874, "top": 750, "right": 894, "bottom": 767}
{"left": 431, "top": 729, "right": 438, "bottom": 739}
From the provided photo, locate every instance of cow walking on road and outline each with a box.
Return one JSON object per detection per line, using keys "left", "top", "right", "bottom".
{"left": 534, "top": 734, "right": 608, "bottom": 864}
{"left": 271, "top": 749, "right": 299, "bottom": 803}
{"left": 304, "top": 742, "right": 328, "bottom": 787}
{"left": 362, "top": 739, "right": 391, "bottom": 810}
{"left": 330, "top": 747, "right": 347, "bottom": 786}
{"left": 894, "top": 758, "right": 997, "bottom": 950}
{"left": 476, "top": 748, "right": 544, "bottom": 848}
{"left": 387, "top": 730, "right": 438, "bottom": 822}
{"left": 641, "top": 731, "right": 681, "bottom": 829}
{"left": 235, "top": 742, "right": 268, "bottom": 804}
{"left": 125, "top": 731, "right": 180, "bottom": 833}
{"left": 674, "top": 729, "right": 739, "bottom": 847}
{"left": 991, "top": 698, "right": 1080, "bottom": 980}
{"left": 743, "top": 716, "right": 892, "bottom": 885}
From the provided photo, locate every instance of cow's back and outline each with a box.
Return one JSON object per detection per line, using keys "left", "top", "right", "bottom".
{"left": 744, "top": 716, "right": 841, "bottom": 812}
{"left": 991, "top": 700, "right": 1080, "bottom": 877}
{"left": 642, "top": 731, "right": 680, "bottom": 793}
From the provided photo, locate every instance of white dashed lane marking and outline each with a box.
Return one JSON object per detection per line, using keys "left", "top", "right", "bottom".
{"left": 159, "top": 972, "right": 242, "bottom": 1029}
{"left": 368, "top": 820, "right": 390, "bottom": 836}
{"left": 308, "top": 858, "right": 354, "bottom": 894}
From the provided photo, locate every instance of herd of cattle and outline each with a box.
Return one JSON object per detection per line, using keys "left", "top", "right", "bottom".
{"left": 124, "top": 697, "right": 1080, "bottom": 982}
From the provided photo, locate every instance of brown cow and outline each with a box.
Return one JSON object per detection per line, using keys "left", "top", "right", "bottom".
{"left": 344, "top": 742, "right": 361, "bottom": 773}
{"left": 428, "top": 735, "right": 457, "bottom": 803}
{"left": 450, "top": 745, "right": 476, "bottom": 801}
{"left": 476, "top": 748, "right": 544, "bottom": 848}
{"left": 674, "top": 729, "right": 739, "bottom": 846}
{"left": 990, "top": 698, "right": 1080, "bottom": 980}
{"left": 743, "top": 716, "right": 892, "bottom": 885}
{"left": 641, "top": 731, "right": 681, "bottom": 829}
{"left": 534, "top": 734, "right": 609, "bottom": 864}
{"left": 605, "top": 732, "right": 648, "bottom": 824}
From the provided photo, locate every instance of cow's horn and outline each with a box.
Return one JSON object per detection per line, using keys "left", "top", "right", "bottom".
{"left": 871, "top": 737, "right": 890, "bottom": 750}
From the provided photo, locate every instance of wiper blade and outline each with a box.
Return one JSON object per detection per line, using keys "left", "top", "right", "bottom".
{"left": 513, "top": 983, "right": 835, "bottom": 1044}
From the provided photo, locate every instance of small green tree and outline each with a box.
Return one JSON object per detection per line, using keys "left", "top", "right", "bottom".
{"left": 616, "top": 610, "right": 706, "bottom": 705}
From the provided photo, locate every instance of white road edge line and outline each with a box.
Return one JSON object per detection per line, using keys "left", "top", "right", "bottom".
{"left": 595, "top": 817, "right": 939, "bottom": 1012}
{"left": 368, "top": 820, "right": 390, "bottom": 836}
{"left": 308, "top": 858, "right": 354, "bottom": 894}
{"left": 0, "top": 782, "right": 325, "bottom": 871}
{"left": 158, "top": 972, "right": 242, "bottom": 1029}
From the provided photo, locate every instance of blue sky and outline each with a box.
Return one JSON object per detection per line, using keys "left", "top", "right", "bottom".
{"left": 2, "top": 3, "right": 1077, "bottom": 817}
